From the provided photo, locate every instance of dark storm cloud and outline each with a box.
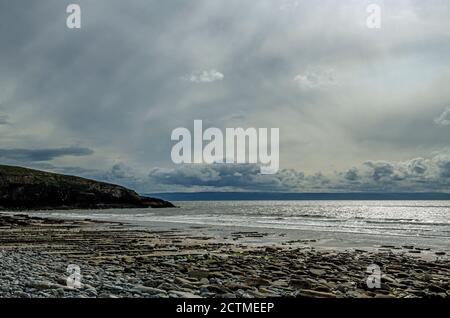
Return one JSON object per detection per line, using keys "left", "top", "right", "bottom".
{"left": 364, "top": 162, "right": 397, "bottom": 181}
{"left": 0, "top": 147, "right": 93, "bottom": 162}
{"left": 148, "top": 164, "right": 280, "bottom": 190}
{"left": 145, "top": 164, "right": 336, "bottom": 192}
{"left": 337, "top": 151, "right": 450, "bottom": 192}
{"left": 28, "top": 149, "right": 448, "bottom": 193}
{"left": 141, "top": 150, "right": 450, "bottom": 192}
{"left": 344, "top": 168, "right": 360, "bottom": 181}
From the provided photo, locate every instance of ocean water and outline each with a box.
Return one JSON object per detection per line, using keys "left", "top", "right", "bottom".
{"left": 30, "top": 200, "right": 450, "bottom": 240}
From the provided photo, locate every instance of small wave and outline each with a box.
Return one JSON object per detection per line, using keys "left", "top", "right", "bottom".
{"left": 365, "top": 220, "right": 450, "bottom": 226}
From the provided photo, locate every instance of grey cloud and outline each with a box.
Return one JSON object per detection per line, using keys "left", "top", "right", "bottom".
{"left": 182, "top": 70, "right": 224, "bottom": 83}
{"left": 344, "top": 168, "right": 359, "bottom": 181}
{"left": 23, "top": 149, "right": 449, "bottom": 194}
{"left": 363, "top": 162, "right": 397, "bottom": 182}
{"left": 279, "top": 1, "right": 301, "bottom": 12}
{"left": 109, "top": 163, "right": 137, "bottom": 179}
{"left": 1, "top": 0, "right": 450, "bottom": 188}
{"left": 147, "top": 164, "right": 333, "bottom": 192}
{"left": 148, "top": 164, "right": 274, "bottom": 190}
{"left": 407, "top": 158, "right": 428, "bottom": 175}
{"left": 338, "top": 151, "right": 450, "bottom": 191}
{"left": 293, "top": 69, "right": 336, "bottom": 89}
{"left": 0, "top": 147, "right": 93, "bottom": 162}
{"left": 143, "top": 150, "right": 450, "bottom": 192}
{"left": 434, "top": 106, "right": 450, "bottom": 126}
{"left": 0, "top": 116, "right": 9, "bottom": 125}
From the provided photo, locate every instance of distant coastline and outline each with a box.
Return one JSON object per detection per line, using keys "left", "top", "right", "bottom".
{"left": 148, "top": 192, "right": 450, "bottom": 201}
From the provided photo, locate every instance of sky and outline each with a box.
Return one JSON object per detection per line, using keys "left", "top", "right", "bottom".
{"left": 0, "top": 0, "right": 450, "bottom": 193}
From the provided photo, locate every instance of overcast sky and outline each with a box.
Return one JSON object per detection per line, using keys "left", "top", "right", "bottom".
{"left": 1, "top": 0, "right": 450, "bottom": 192}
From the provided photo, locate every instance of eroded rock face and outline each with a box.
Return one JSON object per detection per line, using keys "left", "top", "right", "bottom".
{"left": 0, "top": 165, "right": 175, "bottom": 210}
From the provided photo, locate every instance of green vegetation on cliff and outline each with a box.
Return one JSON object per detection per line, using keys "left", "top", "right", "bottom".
{"left": 0, "top": 165, "right": 174, "bottom": 210}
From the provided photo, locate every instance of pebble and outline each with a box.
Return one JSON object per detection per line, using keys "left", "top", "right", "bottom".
{"left": 1, "top": 214, "right": 449, "bottom": 299}
{"left": 309, "top": 269, "right": 326, "bottom": 276}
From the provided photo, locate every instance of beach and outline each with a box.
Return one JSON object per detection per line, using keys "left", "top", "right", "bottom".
{"left": 0, "top": 213, "right": 449, "bottom": 298}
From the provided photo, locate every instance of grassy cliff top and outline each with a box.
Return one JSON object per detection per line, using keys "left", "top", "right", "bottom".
{"left": 0, "top": 164, "right": 122, "bottom": 188}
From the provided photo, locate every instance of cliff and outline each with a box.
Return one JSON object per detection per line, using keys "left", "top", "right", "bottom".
{"left": 0, "top": 165, "right": 175, "bottom": 210}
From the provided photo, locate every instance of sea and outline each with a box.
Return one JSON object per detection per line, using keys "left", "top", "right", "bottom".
{"left": 28, "top": 200, "right": 450, "bottom": 252}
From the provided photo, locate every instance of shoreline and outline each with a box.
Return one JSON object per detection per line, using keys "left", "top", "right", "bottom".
{"left": 0, "top": 213, "right": 449, "bottom": 298}
{"left": 17, "top": 209, "right": 450, "bottom": 259}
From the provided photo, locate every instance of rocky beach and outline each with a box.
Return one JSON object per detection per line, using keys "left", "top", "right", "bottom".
{"left": 0, "top": 213, "right": 449, "bottom": 298}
